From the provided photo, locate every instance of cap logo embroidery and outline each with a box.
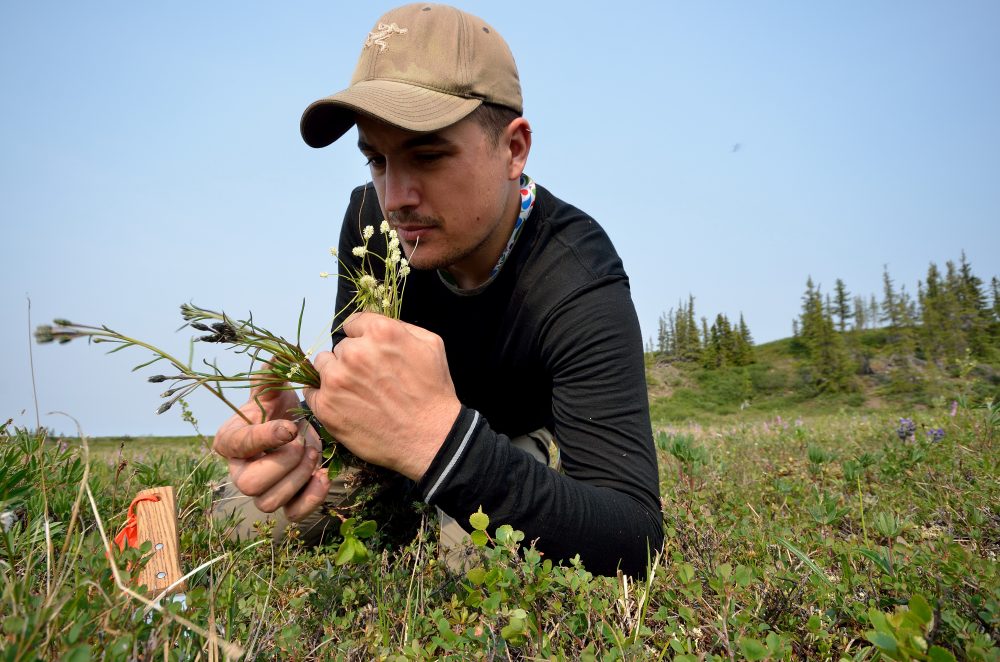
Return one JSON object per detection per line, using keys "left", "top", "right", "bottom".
{"left": 364, "top": 23, "right": 408, "bottom": 52}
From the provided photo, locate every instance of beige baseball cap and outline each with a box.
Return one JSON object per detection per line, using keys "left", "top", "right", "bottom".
{"left": 300, "top": 3, "right": 522, "bottom": 148}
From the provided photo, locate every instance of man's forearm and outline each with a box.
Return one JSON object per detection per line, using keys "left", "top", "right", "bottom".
{"left": 417, "top": 407, "right": 664, "bottom": 577}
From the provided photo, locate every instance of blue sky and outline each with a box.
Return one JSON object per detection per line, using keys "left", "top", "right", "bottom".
{"left": 2, "top": 2, "right": 998, "bottom": 436}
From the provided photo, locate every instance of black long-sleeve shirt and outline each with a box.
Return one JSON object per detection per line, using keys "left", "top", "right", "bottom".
{"left": 331, "top": 182, "right": 663, "bottom": 576}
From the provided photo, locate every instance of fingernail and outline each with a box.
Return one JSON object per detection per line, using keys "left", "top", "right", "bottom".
{"left": 277, "top": 424, "right": 295, "bottom": 442}
{"left": 307, "top": 447, "right": 318, "bottom": 462}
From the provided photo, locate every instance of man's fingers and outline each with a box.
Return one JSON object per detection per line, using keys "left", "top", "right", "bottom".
{"left": 229, "top": 441, "right": 307, "bottom": 496}
{"left": 343, "top": 312, "right": 440, "bottom": 346}
{"left": 214, "top": 418, "right": 298, "bottom": 459}
{"left": 341, "top": 311, "right": 393, "bottom": 339}
{"left": 398, "top": 319, "right": 443, "bottom": 343}
{"left": 252, "top": 445, "right": 321, "bottom": 513}
{"left": 311, "top": 351, "right": 335, "bottom": 373}
{"left": 283, "top": 469, "right": 331, "bottom": 522}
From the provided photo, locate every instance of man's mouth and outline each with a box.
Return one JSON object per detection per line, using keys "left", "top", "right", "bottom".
{"left": 390, "top": 214, "right": 440, "bottom": 243}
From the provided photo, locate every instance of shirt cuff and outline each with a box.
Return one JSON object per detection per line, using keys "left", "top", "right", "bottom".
{"left": 416, "top": 406, "right": 482, "bottom": 503}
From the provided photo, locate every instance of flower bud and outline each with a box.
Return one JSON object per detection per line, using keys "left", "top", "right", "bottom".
{"left": 156, "top": 402, "right": 173, "bottom": 414}
{"left": 147, "top": 375, "right": 168, "bottom": 383}
{"left": 34, "top": 325, "right": 55, "bottom": 344}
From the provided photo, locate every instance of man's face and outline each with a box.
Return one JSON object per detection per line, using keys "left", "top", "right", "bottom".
{"left": 355, "top": 113, "right": 524, "bottom": 287}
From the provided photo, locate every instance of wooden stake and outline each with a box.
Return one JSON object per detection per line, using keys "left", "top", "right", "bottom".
{"left": 134, "top": 486, "right": 186, "bottom": 595}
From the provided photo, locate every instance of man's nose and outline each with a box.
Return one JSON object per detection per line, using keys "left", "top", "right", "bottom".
{"left": 383, "top": 165, "right": 419, "bottom": 212}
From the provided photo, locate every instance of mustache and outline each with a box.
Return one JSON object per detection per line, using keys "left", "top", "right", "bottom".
{"left": 387, "top": 211, "right": 441, "bottom": 228}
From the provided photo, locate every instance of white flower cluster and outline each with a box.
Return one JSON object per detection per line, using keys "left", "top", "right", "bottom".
{"left": 323, "top": 219, "right": 412, "bottom": 319}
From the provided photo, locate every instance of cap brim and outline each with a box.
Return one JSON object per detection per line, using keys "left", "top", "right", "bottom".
{"left": 300, "top": 80, "right": 483, "bottom": 148}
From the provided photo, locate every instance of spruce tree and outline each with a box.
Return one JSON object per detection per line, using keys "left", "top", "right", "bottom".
{"left": 919, "top": 262, "right": 945, "bottom": 360}
{"left": 833, "top": 278, "right": 852, "bottom": 332}
{"left": 657, "top": 312, "right": 669, "bottom": 354}
{"left": 881, "top": 266, "right": 899, "bottom": 328}
{"left": 869, "top": 295, "right": 880, "bottom": 330}
{"left": 799, "top": 278, "right": 853, "bottom": 391}
{"left": 736, "top": 313, "right": 755, "bottom": 365}
{"left": 853, "top": 295, "right": 867, "bottom": 331}
{"left": 958, "top": 251, "right": 990, "bottom": 356}
{"left": 991, "top": 276, "right": 1000, "bottom": 322}
{"left": 702, "top": 315, "right": 722, "bottom": 369}
{"left": 688, "top": 296, "right": 702, "bottom": 361}
{"left": 700, "top": 316, "right": 710, "bottom": 360}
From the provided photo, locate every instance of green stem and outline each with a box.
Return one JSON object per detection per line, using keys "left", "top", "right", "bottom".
{"left": 92, "top": 328, "right": 251, "bottom": 423}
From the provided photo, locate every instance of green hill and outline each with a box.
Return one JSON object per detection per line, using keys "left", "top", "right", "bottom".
{"left": 646, "top": 327, "right": 1000, "bottom": 425}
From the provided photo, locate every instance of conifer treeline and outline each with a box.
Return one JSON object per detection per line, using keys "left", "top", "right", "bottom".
{"left": 795, "top": 252, "right": 999, "bottom": 392}
{"left": 651, "top": 295, "right": 755, "bottom": 369}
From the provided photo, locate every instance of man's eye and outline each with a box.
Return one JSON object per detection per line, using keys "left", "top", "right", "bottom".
{"left": 414, "top": 152, "right": 444, "bottom": 163}
{"left": 363, "top": 156, "right": 385, "bottom": 168}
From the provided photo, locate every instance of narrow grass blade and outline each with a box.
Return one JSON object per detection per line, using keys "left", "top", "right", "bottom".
{"left": 777, "top": 538, "right": 834, "bottom": 589}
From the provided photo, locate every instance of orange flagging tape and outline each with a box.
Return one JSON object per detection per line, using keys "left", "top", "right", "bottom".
{"left": 112, "top": 493, "right": 161, "bottom": 552}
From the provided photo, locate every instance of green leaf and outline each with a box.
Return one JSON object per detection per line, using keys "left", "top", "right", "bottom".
{"left": 470, "top": 530, "right": 488, "bottom": 547}
{"left": 908, "top": 594, "right": 933, "bottom": 626}
{"left": 738, "top": 637, "right": 769, "bottom": 661}
{"left": 777, "top": 538, "right": 834, "bottom": 588}
{"left": 496, "top": 524, "right": 514, "bottom": 544}
{"left": 469, "top": 507, "right": 489, "bottom": 531}
{"left": 349, "top": 538, "right": 369, "bottom": 562}
{"left": 868, "top": 608, "right": 891, "bottom": 634}
{"left": 677, "top": 562, "right": 696, "bottom": 584}
{"left": 733, "top": 564, "right": 753, "bottom": 587}
{"left": 131, "top": 355, "right": 164, "bottom": 371}
{"left": 64, "top": 645, "right": 92, "bottom": 662}
{"left": 927, "top": 645, "right": 957, "bottom": 662}
{"left": 865, "top": 630, "right": 898, "bottom": 654}
{"left": 856, "top": 547, "right": 894, "bottom": 577}
{"left": 466, "top": 566, "right": 487, "bottom": 585}
{"left": 352, "top": 519, "right": 377, "bottom": 539}
{"left": 339, "top": 517, "right": 356, "bottom": 537}
{"left": 334, "top": 538, "right": 355, "bottom": 566}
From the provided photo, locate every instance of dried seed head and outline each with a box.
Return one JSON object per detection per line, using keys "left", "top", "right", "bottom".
{"left": 190, "top": 322, "right": 211, "bottom": 332}
{"left": 34, "top": 325, "right": 55, "bottom": 344}
{"left": 157, "top": 402, "right": 173, "bottom": 414}
{"left": 147, "top": 375, "right": 168, "bottom": 383}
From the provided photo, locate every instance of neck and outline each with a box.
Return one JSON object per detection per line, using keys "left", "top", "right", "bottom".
{"left": 445, "top": 183, "right": 521, "bottom": 290}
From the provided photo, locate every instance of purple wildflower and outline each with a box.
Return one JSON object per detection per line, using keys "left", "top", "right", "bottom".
{"left": 896, "top": 418, "right": 917, "bottom": 441}
{"left": 926, "top": 428, "right": 945, "bottom": 443}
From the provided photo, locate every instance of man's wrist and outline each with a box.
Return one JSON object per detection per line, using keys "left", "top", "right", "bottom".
{"left": 395, "top": 399, "right": 462, "bottom": 481}
{"left": 415, "top": 406, "right": 482, "bottom": 502}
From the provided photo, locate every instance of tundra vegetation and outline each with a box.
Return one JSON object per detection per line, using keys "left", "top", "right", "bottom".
{"left": 3, "top": 253, "right": 998, "bottom": 660}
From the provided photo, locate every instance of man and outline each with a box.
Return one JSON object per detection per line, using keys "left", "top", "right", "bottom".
{"left": 213, "top": 3, "right": 662, "bottom": 577}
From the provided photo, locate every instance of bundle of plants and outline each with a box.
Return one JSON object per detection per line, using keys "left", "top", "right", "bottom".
{"left": 35, "top": 221, "right": 411, "bottom": 513}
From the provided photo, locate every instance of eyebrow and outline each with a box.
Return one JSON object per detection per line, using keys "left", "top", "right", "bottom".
{"left": 357, "top": 132, "right": 457, "bottom": 153}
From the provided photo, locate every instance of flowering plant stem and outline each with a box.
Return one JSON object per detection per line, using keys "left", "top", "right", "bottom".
{"left": 34, "top": 303, "right": 323, "bottom": 424}
{"left": 35, "top": 220, "right": 410, "bottom": 465}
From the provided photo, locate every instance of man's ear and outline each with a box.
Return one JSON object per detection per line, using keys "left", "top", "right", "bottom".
{"left": 504, "top": 117, "right": 532, "bottom": 181}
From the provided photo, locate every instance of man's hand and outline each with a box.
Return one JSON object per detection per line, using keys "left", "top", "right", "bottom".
{"left": 304, "top": 313, "right": 461, "bottom": 481}
{"left": 213, "top": 385, "right": 330, "bottom": 521}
